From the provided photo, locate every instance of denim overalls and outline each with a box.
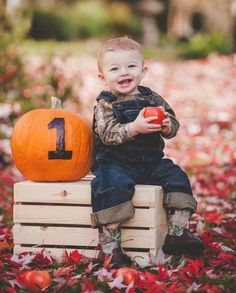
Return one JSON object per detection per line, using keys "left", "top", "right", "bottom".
{"left": 90, "top": 86, "right": 197, "bottom": 228}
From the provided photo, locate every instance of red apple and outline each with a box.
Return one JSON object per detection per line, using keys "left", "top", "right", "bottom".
{"left": 116, "top": 267, "right": 139, "bottom": 285}
{"left": 144, "top": 106, "right": 166, "bottom": 124}
{"left": 22, "top": 270, "right": 51, "bottom": 292}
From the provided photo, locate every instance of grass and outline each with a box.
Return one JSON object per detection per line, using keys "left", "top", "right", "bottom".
{"left": 19, "top": 39, "right": 101, "bottom": 57}
{"left": 20, "top": 35, "right": 230, "bottom": 61}
{"left": 19, "top": 38, "right": 180, "bottom": 60}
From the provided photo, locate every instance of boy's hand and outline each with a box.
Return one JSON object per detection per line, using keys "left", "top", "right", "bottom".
{"left": 161, "top": 111, "right": 172, "bottom": 136}
{"left": 127, "top": 108, "right": 162, "bottom": 137}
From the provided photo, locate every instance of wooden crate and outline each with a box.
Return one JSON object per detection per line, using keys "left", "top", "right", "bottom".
{"left": 13, "top": 176, "right": 168, "bottom": 267}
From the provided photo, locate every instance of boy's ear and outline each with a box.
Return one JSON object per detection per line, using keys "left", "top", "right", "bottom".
{"left": 98, "top": 73, "right": 107, "bottom": 86}
{"left": 142, "top": 66, "right": 148, "bottom": 79}
{"left": 98, "top": 73, "right": 104, "bottom": 81}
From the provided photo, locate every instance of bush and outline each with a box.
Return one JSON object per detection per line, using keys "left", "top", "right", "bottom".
{"left": 0, "top": 3, "right": 39, "bottom": 120}
{"left": 66, "top": 1, "right": 113, "bottom": 39}
{"left": 28, "top": 10, "right": 71, "bottom": 41}
{"left": 0, "top": 31, "right": 30, "bottom": 124}
{"left": 178, "top": 33, "right": 232, "bottom": 58}
{"left": 27, "top": 1, "right": 142, "bottom": 41}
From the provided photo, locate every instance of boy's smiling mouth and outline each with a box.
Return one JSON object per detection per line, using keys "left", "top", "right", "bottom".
{"left": 118, "top": 79, "right": 133, "bottom": 87}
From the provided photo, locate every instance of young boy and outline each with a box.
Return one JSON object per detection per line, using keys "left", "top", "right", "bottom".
{"left": 91, "top": 37, "right": 204, "bottom": 268}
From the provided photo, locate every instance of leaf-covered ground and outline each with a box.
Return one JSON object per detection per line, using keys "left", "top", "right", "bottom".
{"left": 0, "top": 54, "right": 236, "bottom": 292}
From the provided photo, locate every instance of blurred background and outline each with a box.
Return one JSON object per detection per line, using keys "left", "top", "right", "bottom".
{"left": 1, "top": 0, "right": 235, "bottom": 108}
{"left": 1, "top": 3, "right": 236, "bottom": 288}
{"left": 1, "top": 0, "right": 236, "bottom": 191}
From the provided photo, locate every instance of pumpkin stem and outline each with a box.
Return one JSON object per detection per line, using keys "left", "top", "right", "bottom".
{"left": 51, "top": 97, "right": 62, "bottom": 109}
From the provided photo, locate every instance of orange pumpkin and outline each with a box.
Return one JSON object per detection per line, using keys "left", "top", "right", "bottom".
{"left": 11, "top": 97, "right": 93, "bottom": 182}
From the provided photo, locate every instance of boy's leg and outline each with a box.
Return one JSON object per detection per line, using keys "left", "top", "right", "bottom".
{"left": 91, "top": 161, "right": 136, "bottom": 267}
{"left": 91, "top": 161, "right": 136, "bottom": 226}
{"left": 146, "top": 158, "right": 205, "bottom": 256}
{"left": 98, "top": 223, "right": 133, "bottom": 268}
{"left": 162, "top": 209, "right": 204, "bottom": 256}
{"left": 98, "top": 223, "right": 121, "bottom": 255}
{"left": 168, "top": 209, "right": 191, "bottom": 236}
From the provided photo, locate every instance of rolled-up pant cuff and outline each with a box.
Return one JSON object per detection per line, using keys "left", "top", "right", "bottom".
{"left": 91, "top": 200, "right": 135, "bottom": 228}
{"left": 164, "top": 192, "right": 197, "bottom": 214}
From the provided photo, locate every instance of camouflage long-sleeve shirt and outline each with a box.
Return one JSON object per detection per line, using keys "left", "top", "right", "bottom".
{"left": 93, "top": 89, "right": 180, "bottom": 146}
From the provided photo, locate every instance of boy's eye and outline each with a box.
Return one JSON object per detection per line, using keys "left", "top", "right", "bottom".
{"left": 128, "top": 64, "right": 136, "bottom": 68}
{"left": 110, "top": 67, "right": 119, "bottom": 71}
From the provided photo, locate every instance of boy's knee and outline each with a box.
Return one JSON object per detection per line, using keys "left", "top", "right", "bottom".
{"left": 92, "top": 186, "right": 134, "bottom": 211}
{"left": 163, "top": 192, "right": 197, "bottom": 214}
{"left": 91, "top": 200, "right": 135, "bottom": 228}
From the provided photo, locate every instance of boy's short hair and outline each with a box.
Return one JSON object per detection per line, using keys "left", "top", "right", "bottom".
{"left": 97, "top": 37, "right": 143, "bottom": 72}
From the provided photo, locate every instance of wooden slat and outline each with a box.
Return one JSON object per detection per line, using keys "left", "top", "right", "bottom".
{"left": 13, "top": 245, "right": 153, "bottom": 268}
{"left": 153, "top": 188, "right": 168, "bottom": 252}
{"left": 14, "top": 181, "right": 163, "bottom": 207}
{"left": 13, "top": 205, "right": 156, "bottom": 228}
{"left": 13, "top": 224, "right": 156, "bottom": 249}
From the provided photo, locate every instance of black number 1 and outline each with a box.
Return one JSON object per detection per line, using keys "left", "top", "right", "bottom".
{"left": 48, "top": 118, "right": 72, "bottom": 160}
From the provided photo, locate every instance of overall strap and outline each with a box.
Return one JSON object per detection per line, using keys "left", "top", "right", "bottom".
{"left": 97, "top": 87, "right": 152, "bottom": 102}
{"left": 96, "top": 91, "right": 117, "bottom": 102}
{"left": 138, "top": 85, "right": 152, "bottom": 95}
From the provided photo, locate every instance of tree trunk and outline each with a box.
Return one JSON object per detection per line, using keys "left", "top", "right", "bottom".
{"left": 139, "top": 0, "right": 163, "bottom": 47}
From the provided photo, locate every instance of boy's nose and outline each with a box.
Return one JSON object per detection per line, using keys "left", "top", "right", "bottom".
{"left": 120, "top": 67, "right": 128, "bottom": 76}
{"left": 120, "top": 68, "right": 128, "bottom": 76}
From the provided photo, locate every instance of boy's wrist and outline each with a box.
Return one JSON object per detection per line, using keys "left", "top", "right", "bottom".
{"left": 161, "top": 126, "right": 172, "bottom": 137}
{"left": 126, "top": 122, "right": 139, "bottom": 137}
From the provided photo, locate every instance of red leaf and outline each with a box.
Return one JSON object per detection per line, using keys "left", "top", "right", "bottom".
{"left": 63, "top": 250, "right": 83, "bottom": 264}
{"left": 204, "top": 210, "right": 226, "bottom": 225}
{"left": 84, "top": 279, "right": 95, "bottom": 291}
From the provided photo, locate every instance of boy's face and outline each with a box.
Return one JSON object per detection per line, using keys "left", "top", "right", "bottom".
{"left": 99, "top": 49, "right": 147, "bottom": 95}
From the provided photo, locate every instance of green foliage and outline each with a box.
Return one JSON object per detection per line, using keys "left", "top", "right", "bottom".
{"left": 112, "top": 15, "right": 141, "bottom": 39}
{"left": 178, "top": 33, "right": 232, "bottom": 58}
{"left": 0, "top": 38, "right": 31, "bottom": 129}
{"left": 0, "top": 45, "right": 25, "bottom": 102}
{"left": 0, "top": 4, "right": 38, "bottom": 124}
{"left": 95, "top": 281, "right": 111, "bottom": 292}
{"left": 0, "top": 4, "right": 80, "bottom": 122}
{"left": 0, "top": 36, "right": 52, "bottom": 120}
{"left": 28, "top": 10, "right": 70, "bottom": 41}
{"left": 201, "top": 276, "right": 235, "bottom": 290}
{"left": 27, "top": 1, "right": 142, "bottom": 41}
{"left": 0, "top": 39, "right": 75, "bottom": 131}
{"left": 66, "top": 1, "right": 113, "bottom": 39}
{"left": 20, "top": 39, "right": 100, "bottom": 57}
